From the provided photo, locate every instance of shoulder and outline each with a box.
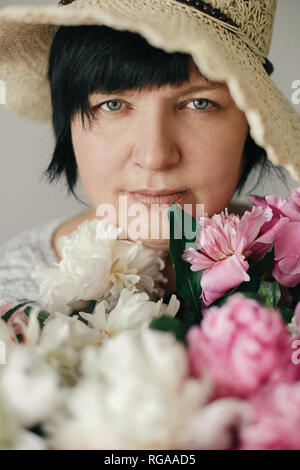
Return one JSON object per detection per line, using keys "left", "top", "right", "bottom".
{"left": 52, "top": 207, "right": 96, "bottom": 260}
{"left": 0, "top": 214, "right": 74, "bottom": 307}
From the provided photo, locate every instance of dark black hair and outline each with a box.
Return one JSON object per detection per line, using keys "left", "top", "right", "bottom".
{"left": 44, "top": 25, "right": 288, "bottom": 206}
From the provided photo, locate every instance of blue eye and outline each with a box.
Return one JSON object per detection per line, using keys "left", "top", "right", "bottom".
{"left": 99, "top": 100, "right": 124, "bottom": 112}
{"left": 187, "top": 99, "right": 213, "bottom": 110}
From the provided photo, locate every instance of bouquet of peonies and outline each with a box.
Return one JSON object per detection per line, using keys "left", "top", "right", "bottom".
{"left": 0, "top": 187, "right": 300, "bottom": 450}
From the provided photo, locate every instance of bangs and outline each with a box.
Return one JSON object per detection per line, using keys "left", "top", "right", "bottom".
{"left": 48, "top": 25, "right": 192, "bottom": 132}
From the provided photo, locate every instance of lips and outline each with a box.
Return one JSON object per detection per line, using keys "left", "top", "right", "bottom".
{"left": 127, "top": 189, "right": 188, "bottom": 206}
{"left": 130, "top": 189, "right": 187, "bottom": 196}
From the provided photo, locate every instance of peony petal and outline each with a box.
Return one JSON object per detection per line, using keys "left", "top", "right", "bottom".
{"left": 274, "top": 222, "right": 300, "bottom": 262}
{"left": 201, "top": 253, "right": 250, "bottom": 307}
{"left": 272, "top": 262, "right": 300, "bottom": 288}
{"left": 237, "top": 206, "right": 273, "bottom": 248}
{"left": 182, "top": 248, "right": 215, "bottom": 270}
{"left": 249, "top": 217, "right": 290, "bottom": 261}
{"left": 281, "top": 187, "right": 300, "bottom": 222}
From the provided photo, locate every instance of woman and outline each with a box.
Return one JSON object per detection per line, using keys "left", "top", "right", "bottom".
{"left": 0, "top": 0, "right": 298, "bottom": 307}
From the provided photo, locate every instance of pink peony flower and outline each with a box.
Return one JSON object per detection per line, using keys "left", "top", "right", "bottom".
{"left": 0, "top": 301, "right": 29, "bottom": 336}
{"left": 239, "top": 381, "right": 300, "bottom": 450}
{"left": 247, "top": 196, "right": 289, "bottom": 260}
{"left": 249, "top": 194, "right": 287, "bottom": 218}
{"left": 186, "top": 294, "right": 295, "bottom": 399}
{"left": 249, "top": 186, "right": 300, "bottom": 223}
{"left": 272, "top": 222, "right": 300, "bottom": 287}
{"left": 182, "top": 206, "right": 287, "bottom": 307}
{"left": 281, "top": 186, "right": 300, "bottom": 221}
{"left": 250, "top": 188, "right": 300, "bottom": 288}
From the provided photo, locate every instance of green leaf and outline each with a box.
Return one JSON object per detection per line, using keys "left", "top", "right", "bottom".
{"left": 168, "top": 203, "right": 202, "bottom": 315}
{"left": 16, "top": 334, "right": 23, "bottom": 343}
{"left": 258, "top": 280, "right": 281, "bottom": 308}
{"left": 247, "top": 247, "right": 275, "bottom": 278}
{"left": 237, "top": 274, "right": 260, "bottom": 293}
{"left": 208, "top": 288, "right": 264, "bottom": 309}
{"left": 149, "top": 315, "right": 189, "bottom": 345}
{"left": 236, "top": 282, "right": 281, "bottom": 309}
{"left": 70, "top": 309, "right": 80, "bottom": 317}
{"left": 27, "top": 425, "right": 46, "bottom": 439}
{"left": 182, "top": 309, "right": 202, "bottom": 329}
{"left": 236, "top": 290, "right": 266, "bottom": 304}
{"left": 209, "top": 288, "right": 279, "bottom": 311}
{"left": 37, "top": 311, "right": 50, "bottom": 328}
{"left": 23, "top": 306, "right": 32, "bottom": 316}
{"left": 149, "top": 308, "right": 202, "bottom": 346}
{"left": 20, "top": 305, "right": 50, "bottom": 329}
{"left": 289, "top": 285, "right": 300, "bottom": 305}
{"left": 88, "top": 300, "right": 97, "bottom": 314}
{"left": 279, "top": 306, "right": 295, "bottom": 324}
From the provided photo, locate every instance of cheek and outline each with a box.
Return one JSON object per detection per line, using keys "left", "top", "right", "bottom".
{"left": 189, "top": 112, "right": 248, "bottom": 182}
{"left": 72, "top": 127, "right": 122, "bottom": 202}
{"left": 185, "top": 111, "right": 248, "bottom": 215}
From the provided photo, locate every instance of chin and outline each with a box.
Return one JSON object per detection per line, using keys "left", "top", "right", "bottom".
{"left": 140, "top": 238, "right": 170, "bottom": 251}
{"left": 127, "top": 232, "right": 170, "bottom": 251}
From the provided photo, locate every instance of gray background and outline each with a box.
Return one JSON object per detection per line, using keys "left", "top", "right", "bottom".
{"left": 0, "top": 0, "right": 300, "bottom": 244}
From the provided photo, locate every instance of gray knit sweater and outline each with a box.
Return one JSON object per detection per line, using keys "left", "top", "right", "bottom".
{"left": 0, "top": 212, "right": 80, "bottom": 308}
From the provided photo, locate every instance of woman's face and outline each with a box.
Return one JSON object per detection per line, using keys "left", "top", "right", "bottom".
{"left": 71, "top": 60, "right": 249, "bottom": 250}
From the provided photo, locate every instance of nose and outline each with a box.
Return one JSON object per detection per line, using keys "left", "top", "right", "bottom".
{"left": 132, "top": 107, "right": 181, "bottom": 171}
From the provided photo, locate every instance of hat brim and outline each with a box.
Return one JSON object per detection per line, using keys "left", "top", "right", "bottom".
{"left": 0, "top": 1, "right": 300, "bottom": 182}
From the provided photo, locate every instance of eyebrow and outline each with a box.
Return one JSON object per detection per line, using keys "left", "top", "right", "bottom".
{"left": 90, "top": 81, "right": 224, "bottom": 101}
{"left": 173, "top": 82, "right": 224, "bottom": 96}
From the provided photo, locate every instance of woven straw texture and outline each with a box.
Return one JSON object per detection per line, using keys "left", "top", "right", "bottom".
{"left": 0, "top": 0, "right": 300, "bottom": 182}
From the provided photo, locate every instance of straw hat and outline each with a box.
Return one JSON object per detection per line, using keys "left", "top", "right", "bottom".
{"left": 0, "top": 0, "right": 300, "bottom": 182}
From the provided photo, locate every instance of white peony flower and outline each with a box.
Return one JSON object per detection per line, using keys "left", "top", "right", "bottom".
{"left": 10, "top": 307, "right": 81, "bottom": 384}
{"left": 41, "top": 288, "right": 180, "bottom": 350}
{"left": 78, "top": 288, "right": 180, "bottom": 345}
{"left": 287, "top": 315, "right": 299, "bottom": 337}
{"left": 287, "top": 302, "right": 300, "bottom": 338}
{"left": 0, "top": 307, "right": 68, "bottom": 427}
{"left": 178, "top": 398, "right": 252, "bottom": 450}
{"left": 31, "top": 219, "right": 113, "bottom": 315}
{"left": 44, "top": 328, "right": 213, "bottom": 450}
{"left": 0, "top": 308, "right": 83, "bottom": 431}
{"left": 0, "top": 389, "right": 19, "bottom": 449}
{"left": 0, "top": 389, "right": 47, "bottom": 450}
{"left": 0, "top": 345, "right": 62, "bottom": 428}
{"left": 106, "top": 238, "right": 168, "bottom": 303}
{"left": 11, "top": 430, "right": 47, "bottom": 450}
{"left": 32, "top": 219, "right": 168, "bottom": 315}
